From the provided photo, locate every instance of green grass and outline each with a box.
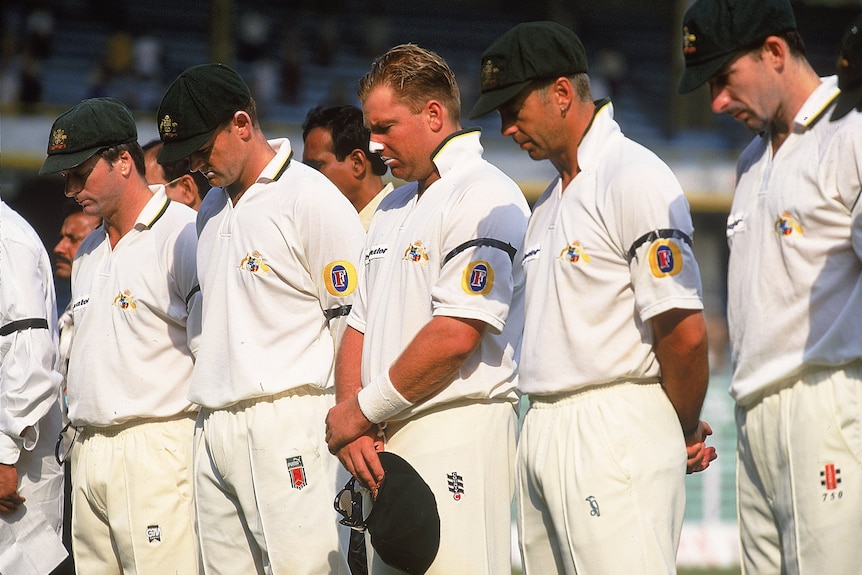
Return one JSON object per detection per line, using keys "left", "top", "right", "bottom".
{"left": 513, "top": 566, "right": 740, "bottom": 575}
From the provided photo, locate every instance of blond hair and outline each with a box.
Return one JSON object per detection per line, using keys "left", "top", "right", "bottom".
{"left": 358, "top": 44, "right": 461, "bottom": 120}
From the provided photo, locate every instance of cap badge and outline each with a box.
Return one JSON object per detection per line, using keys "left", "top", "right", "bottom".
{"left": 158, "top": 114, "right": 178, "bottom": 139}
{"left": 49, "top": 128, "right": 68, "bottom": 152}
{"left": 480, "top": 58, "right": 500, "bottom": 90}
{"left": 682, "top": 26, "right": 697, "bottom": 56}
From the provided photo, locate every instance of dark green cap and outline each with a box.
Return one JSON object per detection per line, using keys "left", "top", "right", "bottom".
{"left": 832, "top": 15, "right": 862, "bottom": 121}
{"left": 156, "top": 63, "right": 251, "bottom": 163}
{"left": 39, "top": 97, "right": 137, "bottom": 175}
{"left": 468, "top": 21, "right": 588, "bottom": 119}
{"left": 678, "top": 0, "right": 797, "bottom": 94}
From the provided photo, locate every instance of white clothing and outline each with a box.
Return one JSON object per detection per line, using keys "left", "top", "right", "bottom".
{"left": 515, "top": 100, "right": 700, "bottom": 574}
{"left": 71, "top": 415, "right": 198, "bottom": 575}
{"left": 517, "top": 382, "right": 685, "bottom": 574}
{"left": 736, "top": 364, "right": 862, "bottom": 575}
{"left": 727, "top": 76, "right": 862, "bottom": 403}
{"left": 348, "top": 129, "right": 530, "bottom": 420}
{"left": 191, "top": 138, "right": 362, "bottom": 574}
{"left": 67, "top": 188, "right": 200, "bottom": 426}
{"left": 519, "top": 100, "right": 703, "bottom": 396}
{"left": 0, "top": 200, "right": 66, "bottom": 573}
{"left": 191, "top": 138, "right": 366, "bottom": 408}
{"left": 359, "top": 182, "right": 394, "bottom": 231}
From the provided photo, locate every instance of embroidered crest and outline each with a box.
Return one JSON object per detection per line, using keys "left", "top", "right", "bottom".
{"left": 323, "top": 261, "right": 357, "bottom": 297}
{"left": 648, "top": 239, "right": 683, "bottom": 278}
{"left": 159, "top": 114, "right": 179, "bottom": 139}
{"left": 682, "top": 26, "right": 697, "bottom": 55}
{"left": 287, "top": 456, "right": 307, "bottom": 490}
{"left": 775, "top": 212, "right": 803, "bottom": 236}
{"left": 480, "top": 59, "right": 500, "bottom": 91}
{"left": 559, "top": 241, "right": 591, "bottom": 264}
{"left": 461, "top": 260, "right": 494, "bottom": 295}
{"left": 146, "top": 525, "right": 162, "bottom": 543}
{"left": 112, "top": 290, "right": 137, "bottom": 312}
{"left": 447, "top": 471, "right": 464, "bottom": 501}
{"left": 239, "top": 251, "right": 271, "bottom": 274}
{"left": 49, "top": 128, "right": 68, "bottom": 152}
{"left": 403, "top": 241, "right": 429, "bottom": 265}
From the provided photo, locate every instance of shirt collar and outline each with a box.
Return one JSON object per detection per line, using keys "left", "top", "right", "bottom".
{"left": 577, "top": 98, "right": 618, "bottom": 173}
{"left": 260, "top": 138, "right": 294, "bottom": 182}
{"left": 431, "top": 128, "right": 483, "bottom": 178}
{"left": 136, "top": 186, "right": 171, "bottom": 229}
{"left": 794, "top": 75, "right": 840, "bottom": 130}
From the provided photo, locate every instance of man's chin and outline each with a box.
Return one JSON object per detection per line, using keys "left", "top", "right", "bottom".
{"left": 54, "top": 264, "right": 72, "bottom": 280}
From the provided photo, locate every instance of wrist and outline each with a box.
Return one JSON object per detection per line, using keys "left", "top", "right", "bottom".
{"left": 357, "top": 370, "right": 413, "bottom": 424}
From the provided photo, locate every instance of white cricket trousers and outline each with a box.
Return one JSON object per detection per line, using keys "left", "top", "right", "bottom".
{"left": 194, "top": 387, "right": 350, "bottom": 575}
{"left": 736, "top": 363, "right": 862, "bottom": 575}
{"left": 369, "top": 400, "right": 517, "bottom": 575}
{"left": 517, "top": 381, "right": 686, "bottom": 575}
{"left": 71, "top": 413, "right": 198, "bottom": 575}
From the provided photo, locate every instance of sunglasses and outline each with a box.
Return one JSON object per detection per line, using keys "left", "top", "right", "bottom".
{"left": 334, "top": 477, "right": 366, "bottom": 531}
{"left": 54, "top": 422, "right": 79, "bottom": 466}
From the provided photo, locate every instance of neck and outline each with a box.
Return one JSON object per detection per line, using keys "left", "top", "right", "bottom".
{"left": 104, "top": 183, "right": 154, "bottom": 248}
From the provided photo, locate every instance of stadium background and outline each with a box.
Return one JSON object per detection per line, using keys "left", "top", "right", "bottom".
{"left": 1, "top": 1, "right": 858, "bottom": 572}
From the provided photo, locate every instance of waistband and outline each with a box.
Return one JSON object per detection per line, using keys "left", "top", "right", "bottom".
{"left": 527, "top": 378, "right": 662, "bottom": 408}
{"left": 736, "top": 360, "right": 862, "bottom": 409}
{"left": 203, "top": 384, "right": 333, "bottom": 414}
{"left": 80, "top": 411, "right": 197, "bottom": 438}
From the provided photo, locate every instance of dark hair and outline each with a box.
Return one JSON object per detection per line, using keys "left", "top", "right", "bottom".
{"left": 103, "top": 141, "right": 146, "bottom": 176}
{"left": 302, "top": 105, "right": 388, "bottom": 176}
{"left": 142, "top": 139, "right": 210, "bottom": 200}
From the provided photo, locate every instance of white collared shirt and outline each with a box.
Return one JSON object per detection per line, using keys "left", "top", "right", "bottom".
{"left": 348, "top": 129, "right": 530, "bottom": 419}
{"left": 518, "top": 101, "right": 703, "bottom": 395}
{"left": 68, "top": 187, "right": 200, "bottom": 426}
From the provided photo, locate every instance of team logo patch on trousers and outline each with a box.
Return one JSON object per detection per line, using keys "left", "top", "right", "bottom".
{"left": 287, "top": 456, "right": 307, "bottom": 490}
{"left": 147, "top": 525, "right": 162, "bottom": 543}
{"left": 447, "top": 472, "right": 464, "bottom": 501}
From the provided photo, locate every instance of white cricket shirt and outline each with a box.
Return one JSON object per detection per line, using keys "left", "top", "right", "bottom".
{"left": 727, "top": 76, "right": 862, "bottom": 404}
{"left": 190, "top": 138, "right": 366, "bottom": 408}
{"left": 518, "top": 101, "right": 703, "bottom": 396}
{"left": 68, "top": 188, "right": 199, "bottom": 426}
{"left": 348, "top": 129, "right": 530, "bottom": 419}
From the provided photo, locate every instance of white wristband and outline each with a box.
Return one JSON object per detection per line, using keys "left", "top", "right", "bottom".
{"left": 357, "top": 370, "right": 413, "bottom": 424}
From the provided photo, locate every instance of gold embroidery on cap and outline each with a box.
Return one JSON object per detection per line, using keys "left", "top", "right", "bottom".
{"left": 49, "top": 128, "right": 68, "bottom": 151}
{"left": 159, "top": 115, "right": 178, "bottom": 139}
{"left": 683, "top": 26, "right": 697, "bottom": 55}
{"left": 480, "top": 59, "right": 500, "bottom": 90}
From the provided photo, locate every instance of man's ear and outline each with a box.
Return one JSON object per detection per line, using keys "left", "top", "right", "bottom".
{"left": 169, "top": 175, "right": 200, "bottom": 208}
{"left": 349, "top": 149, "right": 368, "bottom": 178}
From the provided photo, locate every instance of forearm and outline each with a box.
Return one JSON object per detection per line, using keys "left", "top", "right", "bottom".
{"left": 334, "top": 326, "right": 364, "bottom": 404}
{"left": 653, "top": 308, "right": 709, "bottom": 435}
{"left": 356, "top": 315, "right": 485, "bottom": 424}
{"left": 388, "top": 316, "right": 484, "bottom": 402}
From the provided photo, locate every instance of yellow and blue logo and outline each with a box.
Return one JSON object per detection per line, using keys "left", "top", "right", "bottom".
{"left": 559, "top": 241, "right": 591, "bottom": 264}
{"left": 239, "top": 251, "right": 271, "bottom": 275}
{"left": 648, "top": 239, "right": 683, "bottom": 277}
{"left": 775, "top": 212, "right": 803, "bottom": 236}
{"left": 112, "top": 290, "right": 137, "bottom": 312}
{"left": 323, "top": 261, "right": 357, "bottom": 297}
{"left": 403, "top": 241, "right": 429, "bottom": 265}
{"left": 462, "top": 260, "right": 494, "bottom": 295}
